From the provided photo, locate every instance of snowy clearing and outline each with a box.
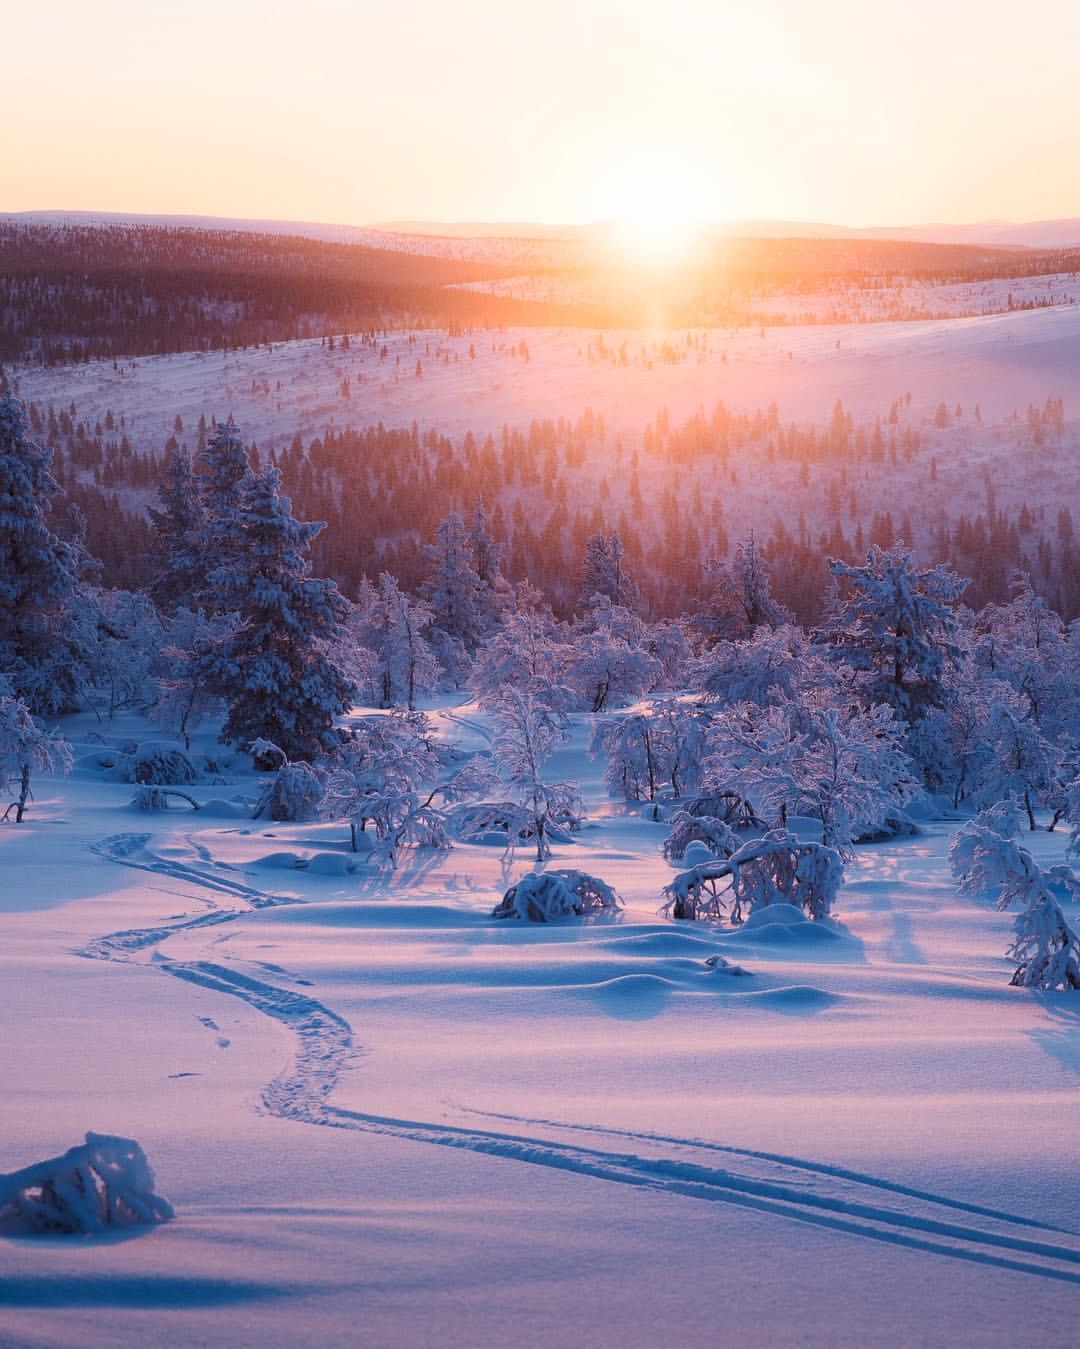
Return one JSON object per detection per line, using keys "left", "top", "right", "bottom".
{"left": 1, "top": 703, "right": 1077, "bottom": 1346}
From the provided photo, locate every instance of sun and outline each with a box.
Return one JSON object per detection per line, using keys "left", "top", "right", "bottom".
{"left": 604, "top": 180, "right": 708, "bottom": 265}
{"left": 611, "top": 213, "right": 701, "bottom": 265}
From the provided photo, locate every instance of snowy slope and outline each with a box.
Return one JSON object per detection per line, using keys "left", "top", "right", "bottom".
{"left": 0, "top": 704, "right": 1077, "bottom": 1346}
{"left": 16, "top": 302, "right": 1080, "bottom": 451}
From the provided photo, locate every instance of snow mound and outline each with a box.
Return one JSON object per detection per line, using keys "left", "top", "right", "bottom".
{"left": 725, "top": 904, "right": 846, "bottom": 945}
{"left": 0, "top": 1133, "right": 173, "bottom": 1235}
{"left": 195, "top": 798, "right": 251, "bottom": 819}
{"left": 681, "top": 841, "right": 718, "bottom": 867}
{"left": 251, "top": 851, "right": 308, "bottom": 870}
{"left": 735, "top": 985, "right": 843, "bottom": 1011}
{"left": 599, "top": 931, "right": 725, "bottom": 957}
{"left": 306, "top": 852, "right": 364, "bottom": 876}
{"left": 741, "top": 902, "right": 812, "bottom": 930}
{"left": 592, "top": 973, "right": 677, "bottom": 997}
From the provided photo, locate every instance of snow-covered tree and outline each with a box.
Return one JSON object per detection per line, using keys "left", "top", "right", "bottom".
{"left": 949, "top": 812, "right": 1080, "bottom": 907}
{"left": 705, "top": 694, "right": 915, "bottom": 850}
{"left": 579, "top": 531, "right": 638, "bottom": 610}
{"left": 661, "top": 810, "right": 738, "bottom": 863}
{"left": 0, "top": 693, "right": 72, "bottom": 823}
{"left": 323, "top": 711, "right": 449, "bottom": 862}
{"left": 471, "top": 606, "right": 573, "bottom": 708}
{"left": 151, "top": 608, "right": 233, "bottom": 750}
{"left": 200, "top": 467, "right": 354, "bottom": 760}
{"left": 695, "top": 624, "right": 816, "bottom": 708}
{"left": 563, "top": 599, "right": 661, "bottom": 712}
{"left": 698, "top": 532, "right": 791, "bottom": 641}
{"left": 489, "top": 687, "right": 584, "bottom": 863}
{"left": 87, "top": 588, "right": 163, "bottom": 719}
{"left": 1069, "top": 778, "right": 1080, "bottom": 859}
{"left": 1008, "top": 896, "right": 1080, "bottom": 990}
{"left": 591, "top": 712, "right": 664, "bottom": 802}
{"left": 422, "top": 511, "right": 490, "bottom": 678}
{"left": 821, "top": 544, "right": 967, "bottom": 725}
{"left": 949, "top": 812, "right": 1080, "bottom": 988}
{"left": 467, "top": 498, "right": 510, "bottom": 636}
{"left": 253, "top": 760, "right": 326, "bottom": 822}
{"left": 147, "top": 445, "right": 206, "bottom": 611}
{"left": 590, "top": 700, "right": 710, "bottom": 803}
{"left": 972, "top": 575, "right": 1077, "bottom": 743}
{"left": 971, "top": 696, "right": 1063, "bottom": 831}
{"left": 662, "top": 832, "right": 843, "bottom": 923}
{"left": 196, "top": 417, "right": 250, "bottom": 534}
{"left": 351, "top": 573, "right": 440, "bottom": 709}
{"left": 0, "top": 397, "right": 88, "bottom": 713}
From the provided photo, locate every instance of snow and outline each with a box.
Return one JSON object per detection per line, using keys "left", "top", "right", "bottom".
{"left": 1, "top": 703, "right": 1078, "bottom": 1344}
{"left": 15, "top": 301, "right": 1080, "bottom": 451}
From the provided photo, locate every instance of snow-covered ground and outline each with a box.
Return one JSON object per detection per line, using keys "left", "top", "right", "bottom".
{"left": 14, "top": 300, "right": 1080, "bottom": 453}
{"left": 1, "top": 704, "right": 1077, "bottom": 1345}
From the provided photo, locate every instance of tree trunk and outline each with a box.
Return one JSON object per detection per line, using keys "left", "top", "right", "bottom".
{"left": 1024, "top": 789, "right": 1036, "bottom": 833}
{"left": 16, "top": 764, "right": 30, "bottom": 824}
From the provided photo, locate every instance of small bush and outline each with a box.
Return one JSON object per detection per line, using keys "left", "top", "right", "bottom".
{"left": 662, "top": 810, "right": 738, "bottom": 863}
{"left": 124, "top": 742, "right": 198, "bottom": 786}
{"left": 493, "top": 869, "right": 622, "bottom": 922}
{"left": 254, "top": 762, "right": 325, "bottom": 822}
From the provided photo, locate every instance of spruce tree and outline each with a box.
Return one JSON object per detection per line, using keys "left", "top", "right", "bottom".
{"left": 0, "top": 397, "right": 87, "bottom": 712}
{"left": 422, "top": 511, "right": 490, "bottom": 677}
{"left": 579, "top": 531, "right": 638, "bottom": 610}
{"left": 821, "top": 544, "right": 966, "bottom": 723}
{"left": 147, "top": 445, "right": 206, "bottom": 611}
{"left": 202, "top": 467, "right": 354, "bottom": 760}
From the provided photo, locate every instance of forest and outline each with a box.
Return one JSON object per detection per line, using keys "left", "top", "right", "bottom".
{"left": 3, "top": 396, "right": 1079, "bottom": 991}
{"left": 9, "top": 378, "right": 1076, "bottom": 623}
{"left": 6, "top": 221, "right": 1080, "bottom": 367}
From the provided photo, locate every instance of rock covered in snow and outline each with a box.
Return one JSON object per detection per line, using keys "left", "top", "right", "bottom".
{"left": 0, "top": 1132, "right": 173, "bottom": 1235}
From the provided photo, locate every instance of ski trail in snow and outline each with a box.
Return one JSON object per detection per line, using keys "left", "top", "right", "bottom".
{"left": 441, "top": 706, "right": 494, "bottom": 745}
{"left": 90, "top": 833, "right": 293, "bottom": 907}
{"left": 84, "top": 831, "right": 1080, "bottom": 1285}
{"left": 454, "top": 1107, "right": 1073, "bottom": 1237}
{"left": 318, "top": 1105, "right": 1080, "bottom": 1284}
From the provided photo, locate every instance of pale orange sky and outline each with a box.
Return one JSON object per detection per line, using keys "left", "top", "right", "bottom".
{"left": 5, "top": 0, "right": 1080, "bottom": 228}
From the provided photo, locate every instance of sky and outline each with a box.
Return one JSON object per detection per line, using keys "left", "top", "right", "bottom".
{"left": 6, "top": 0, "right": 1080, "bottom": 229}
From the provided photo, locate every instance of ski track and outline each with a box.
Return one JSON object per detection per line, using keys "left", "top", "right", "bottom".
{"left": 83, "top": 831, "right": 1080, "bottom": 1286}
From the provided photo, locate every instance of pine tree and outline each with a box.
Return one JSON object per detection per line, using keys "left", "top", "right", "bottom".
{"left": 0, "top": 398, "right": 87, "bottom": 713}
{"left": 198, "top": 417, "right": 249, "bottom": 525}
{"left": 699, "top": 532, "right": 790, "bottom": 640}
{"left": 194, "top": 418, "right": 251, "bottom": 606}
{"left": 468, "top": 497, "right": 508, "bottom": 636}
{"left": 579, "top": 531, "right": 638, "bottom": 610}
{"left": 821, "top": 544, "right": 966, "bottom": 724}
{"left": 147, "top": 445, "right": 206, "bottom": 611}
{"left": 422, "top": 511, "right": 488, "bottom": 676}
{"left": 201, "top": 468, "right": 354, "bottom": 760}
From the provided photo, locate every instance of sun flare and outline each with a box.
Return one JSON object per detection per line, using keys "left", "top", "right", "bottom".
{"left": 610, "top": 214, "right": 702, "bottom": 265}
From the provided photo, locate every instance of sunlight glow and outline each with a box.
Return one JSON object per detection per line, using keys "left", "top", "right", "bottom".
{"left": 609, "top": 214, "right": 704, "bottom": 266}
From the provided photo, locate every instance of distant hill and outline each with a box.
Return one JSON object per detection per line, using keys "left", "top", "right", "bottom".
{"left": 7, "top": 209, "right": 1080, "bottom": 250}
